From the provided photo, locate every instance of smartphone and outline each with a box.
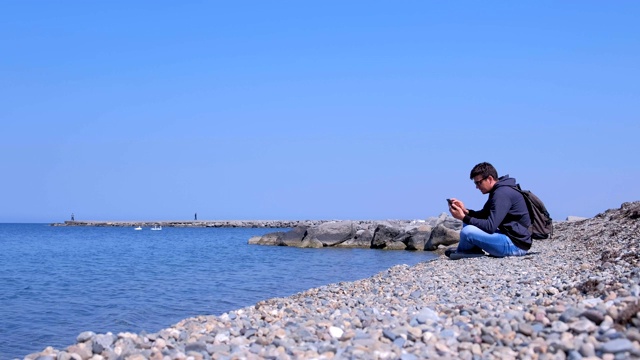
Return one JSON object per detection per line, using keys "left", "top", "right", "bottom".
{"left": 447, "top": 198, "right": 453, "bottom": 206}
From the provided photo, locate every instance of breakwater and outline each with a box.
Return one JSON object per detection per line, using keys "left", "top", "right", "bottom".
{"left": 50, "top": 220, "right": 333, "bottom": 228}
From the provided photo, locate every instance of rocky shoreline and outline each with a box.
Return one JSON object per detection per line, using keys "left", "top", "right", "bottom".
{"left": 27, "top": 202, "right": 640, "bottom": 359}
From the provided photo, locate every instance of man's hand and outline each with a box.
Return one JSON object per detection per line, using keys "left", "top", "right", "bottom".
{"left": 448, "top": 198, "right": 467, "bottom": 220}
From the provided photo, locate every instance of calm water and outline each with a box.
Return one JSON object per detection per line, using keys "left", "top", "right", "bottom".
{"left": 0, "top": 224, "right": 436, "bottom": 359}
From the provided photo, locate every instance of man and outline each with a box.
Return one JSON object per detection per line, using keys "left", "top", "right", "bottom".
{"left": 447, "top": 162, "right": 531, "bottom": 259}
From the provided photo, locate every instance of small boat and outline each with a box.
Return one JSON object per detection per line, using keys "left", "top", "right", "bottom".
{"left": 134, "top": 226, "right": 142, "bottom": 231}
{"left": 151, "top": 225, "right": 162, "bottom": 231}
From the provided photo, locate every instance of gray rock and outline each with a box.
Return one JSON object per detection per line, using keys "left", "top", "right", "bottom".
{"left": 551, "top": 320, "right": 570, "bottom": 333}
{"left": 253, "top": 232, "right": 284, "bottom": 245}
{"left": 424, "top": 225, "right": 460, "bottom": 250}
{"left": 439, "top": 329, "right": 455, "bottom": 338}
{"left": 66, "top": 343, "right": 92, "bottom": 360}
{"left": 578, "top": 339, "right": 596, "bottom": 357}
{"left": 92, "top": 333, "right": 115, "bottom": 354}
{"left": 481, "top": 334, "right": 495, "bottom": 344}
{"left": 185, "top": 341, "right": 208, "bottom": 353}
{"left": 208, "top": 344, "right": 231, "bottom": 354}
{"left": 414, "top": 307, "right": 440, "bottom": 324}
{"left": 76, "top": 331, "right": 95, "bottom": 343}
{"left": 385, "top": 240, "right": 408, "bottom": 250}
{"left": 305, "top": 221, "right": 355, "bottom": 246}
{"left": 300, "top": 238, "right": 324, "bottom": 248}
{"left": 393, "top": 337, "right": 407, "bottom": 348}
{"left": 581, "top": 310, "right": 605, "bottom": 325}
{"left": 567, "top": 350, "right": 583, "bottom": 360}
{"left": 338, "top": 229, "right": 373, "bottom": 248}
{"left": 601, "top": 338, "right": 634, "bottom": 353}
{"left": 517, "top": 323, "right": 534, "bottom": 336}
{"left": 559, "top": 307, "right": 583, "bottom": 322}
{"left": 532, "top": 323, "right": 545, "bottom": 333}
{"left": 371, "top": 224, "right": 403, "bottom": 249}
{"left": 569, "top": 319, "right": 597, "bottom": 333}
{"left": 247, "top": 235, "right": 262, "bottom": 245}
{"left": 382, "top": 329, "right": 397, "bottom": 340}
{"left": 405, "top": 226, "right": 432, "bottom": 251}
{"left": 424, "top": 213, "right": 462, "bottom": 229}
{"left": 277, "top": 226, "right": 308, "bottom": 246}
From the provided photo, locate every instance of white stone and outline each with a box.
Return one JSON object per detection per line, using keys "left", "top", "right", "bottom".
{"left": 329, "top": 326, "right": 344, "bottom": 339}
{"left": 215, "top": 333, "right": 230, "bottom": 343}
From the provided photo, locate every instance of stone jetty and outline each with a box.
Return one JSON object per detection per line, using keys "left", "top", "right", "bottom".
{"left": 27, "top": 201, "right": 640, "bottom": 359}
{"left": 51, "top": 220, "right": 332, "bottom": 228}
{"left": 248, "top": 214, "right": 462, "bottom": 251}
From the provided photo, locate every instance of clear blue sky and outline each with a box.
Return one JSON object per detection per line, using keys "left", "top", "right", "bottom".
{"left": 1, "top": 1, "right": 638, "bottom": 223}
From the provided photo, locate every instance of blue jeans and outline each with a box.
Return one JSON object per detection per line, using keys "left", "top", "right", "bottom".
{"left": 457, "top": 225, "right": 528, "bottom": 257}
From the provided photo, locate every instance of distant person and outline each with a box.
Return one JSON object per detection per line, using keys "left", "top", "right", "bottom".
{"left": 71, "top": 213, "right": 75, "bottom": 221}
{"left": 195, "top": 212, "right": 197, "bottom": 221}
{"left": 447, "top": 162, "right": 531, "bottom": 259}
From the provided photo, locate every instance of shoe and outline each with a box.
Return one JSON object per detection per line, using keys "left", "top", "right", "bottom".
{"left": 449, "top": 250, "right": 486, "bottom": 260}
{"left": 444, "top": 247, "right": 457, "bottom": 258}
{"left": 468, "top": 247, "right": 485, "bottom": 254}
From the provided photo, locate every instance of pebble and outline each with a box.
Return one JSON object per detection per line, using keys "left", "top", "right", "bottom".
{"left": 329, "top": 326, "right": 344, "bottom": 339}
{"left": 601, "top": 338, "right": 634, "bottom": 354}
{"left": 518, "top": 323, "right": 534, "bottom": 336}
{"left": 22, "top": 202, "right": 640, "bottom": 359}
{"left": 570, "top": 320, "right": 598, "bottom": 333}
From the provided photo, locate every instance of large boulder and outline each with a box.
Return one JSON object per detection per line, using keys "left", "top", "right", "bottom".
{"left": 385, "top": 238, "right": 408, "bottom": 250}
{"left": 337, "top": 229, "right": 373, "bottom": 248}
{"left": 371, "top": 224, "right": 403, "bottom": 249}
{"left": 277, "top": 226, "right": 308, "bottom": 247}
{"left": 247, "top": 235, "right": 262, "bottom": 245}
{"left": 300, "top": 238, "right": 324, "bottom": 248}
{"left": 249, "top": 231, "right": 285, "bottom": 245}
{"left": 426, "top": 213, "right": 463, "bottom": 230}
{"left": 424, "top": 225, "right": 460, "bottom": 250}
{"left": 305, "top": 221, "right": 355, "bottom": 246}
{"left": 405, "top": 225, "right": 433, "bottom": 250}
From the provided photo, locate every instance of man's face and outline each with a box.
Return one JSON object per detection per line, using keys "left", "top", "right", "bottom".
{"left": 472, "top": 175, "right": 493, "bottom": 194}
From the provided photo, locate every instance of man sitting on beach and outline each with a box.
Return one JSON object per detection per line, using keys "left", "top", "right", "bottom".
{"left": 447, "top": 162, "right": 532, "bottom": 259}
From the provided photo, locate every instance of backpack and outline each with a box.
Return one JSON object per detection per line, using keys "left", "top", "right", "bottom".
{"left": 511, "top": 184, "right": 553, "bottom": 239}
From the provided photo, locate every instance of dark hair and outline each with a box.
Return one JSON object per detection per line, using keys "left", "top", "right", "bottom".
{"left": 470, "top": 162, "right": 498, "bottom": 181}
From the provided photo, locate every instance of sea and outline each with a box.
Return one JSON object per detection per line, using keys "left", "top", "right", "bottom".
{"left": 0, "top": 224, "right": 437, "bottom": 359}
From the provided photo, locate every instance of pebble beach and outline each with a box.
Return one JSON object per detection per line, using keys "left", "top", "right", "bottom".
{"left": 25, "top": 201, "right": 640, "bottom": 360}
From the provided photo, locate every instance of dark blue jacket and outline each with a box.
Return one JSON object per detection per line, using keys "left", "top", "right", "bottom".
{"left": 462, "top": 175, "right": 532, "bottom": 250}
